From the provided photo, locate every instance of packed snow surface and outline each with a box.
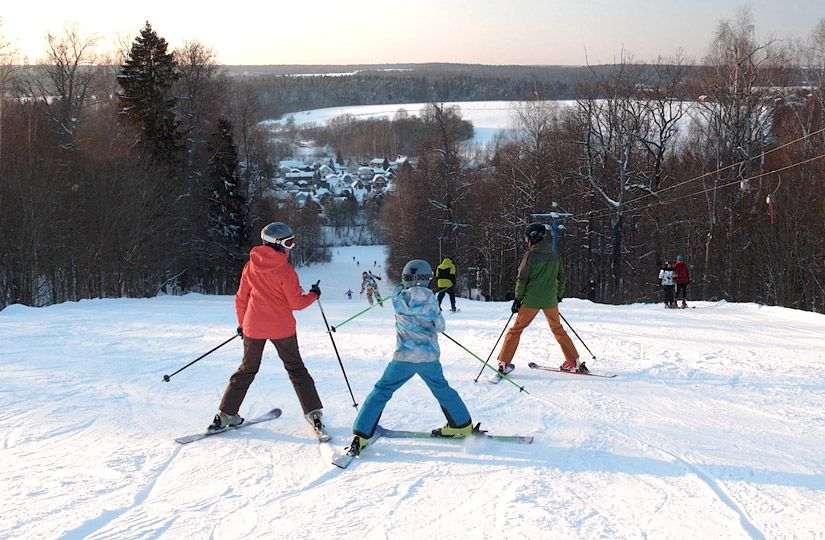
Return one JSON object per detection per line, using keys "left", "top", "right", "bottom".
{"left": 2, "top": 245, "right": 824, "bottom": 539}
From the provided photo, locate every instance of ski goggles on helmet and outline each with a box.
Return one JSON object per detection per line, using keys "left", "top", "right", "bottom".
{"left": 278, "top": 236, "right": 296, "bottom": 250}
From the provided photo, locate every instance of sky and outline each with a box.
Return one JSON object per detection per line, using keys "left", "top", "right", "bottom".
{"left": 1, "top": 0, "right": 822, "bottom": 65}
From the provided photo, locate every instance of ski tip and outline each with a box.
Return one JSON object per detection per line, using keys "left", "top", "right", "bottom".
{"left": 527, "top": 362, "right": 538, "bottom": 368}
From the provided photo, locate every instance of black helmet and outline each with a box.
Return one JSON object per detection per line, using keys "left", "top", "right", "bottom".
{"left": 524, "top": 223, "right": 547, "bottom": 245}
{"left": 261, "top": 222, "right": 295, "bottom": 250}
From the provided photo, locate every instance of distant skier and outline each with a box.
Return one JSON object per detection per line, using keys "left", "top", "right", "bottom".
{"left": 582, "top": 277, "right": 597, "bottom": 302}
{"left": 208, "top": 222, "right": 330, "bottom": 441}
{"left": 674, "top": 255, "right": 691, "bottom": 308}
{"left": 658, "top": 261, "right": 676, "bottom": 308}
{"left": 360, "top": 271, "right": 383, "bottom": 306}
{"left": 435, "top": 256, "right": 457, "bottom": 312}
{"left": 496, "top": 223, "right": 584, "bottom": 376}
{"left": 345, "top": 289, "right": 354, "bottom": 300}
{"left": 346, "top": 260, "right": 473, "bottom": 456}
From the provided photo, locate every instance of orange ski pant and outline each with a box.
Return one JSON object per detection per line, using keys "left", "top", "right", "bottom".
{"left": 497, "top": 306, "right": 579, "bottom": 366}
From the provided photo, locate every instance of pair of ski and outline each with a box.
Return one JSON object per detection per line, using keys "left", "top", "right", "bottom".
{"left": 174, "top": 410, "right": 532, "bottom": 471}
{"left": 175, "top": 407, "right": 334, "bottom": 444}
{"left": 331, "top": 424, "right": 534, "bottom": 469}
{"left": 487, "top": 362, "right": 616, "bottom": 383}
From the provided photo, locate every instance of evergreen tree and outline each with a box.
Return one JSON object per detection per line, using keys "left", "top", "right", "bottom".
{"left": 117, "top": 21, "right": 181, "bottom": 166}
{"left": 206, "top": 117, "right": 249, "bottom": 262}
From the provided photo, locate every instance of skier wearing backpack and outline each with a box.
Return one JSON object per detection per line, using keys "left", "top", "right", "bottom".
{"left": 346, "top": 259, "right": 473, "bottom": 456}
{"left": 496, "top": 223, "right": 584, "bottom": 376}
{"left": 207, "top": 222, "right": 330, "bottom": 441}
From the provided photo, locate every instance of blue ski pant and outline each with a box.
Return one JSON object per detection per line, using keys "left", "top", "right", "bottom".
{"left": 353, "top": 360, "right": 471, "bottom": 439}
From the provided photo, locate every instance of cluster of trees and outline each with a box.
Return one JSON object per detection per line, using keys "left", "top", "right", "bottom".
{"left": 0, "top": 22, "right": 325, "bottom": 308}
{"left": 307, "top": 109, "right": 474, "bottom": 163}
{"left": 382, "top": 14, "right": 825, "bottom": 313}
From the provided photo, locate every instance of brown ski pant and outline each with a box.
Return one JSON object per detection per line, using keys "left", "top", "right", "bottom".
{"left": 219, "top": 335, "right": 323, "bottom": 416}
{"left": 497, "top": 306, "right": 579, "bottom": 366}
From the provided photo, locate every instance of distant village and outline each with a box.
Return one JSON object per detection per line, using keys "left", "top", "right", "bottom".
{"left": 269, "top": 147, "right": 417, "bottom": 213}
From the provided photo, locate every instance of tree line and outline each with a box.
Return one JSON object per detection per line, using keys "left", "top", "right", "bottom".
{"left": 0, "top": 21, "right": 326, "bottom": 308}
{"left": 2, "top": 13, "right": 824, "bottom": 313}
{"left": 381, "top": 14, "right": 825, "bottom": 313}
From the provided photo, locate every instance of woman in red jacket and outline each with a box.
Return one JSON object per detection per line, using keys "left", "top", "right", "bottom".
{"left": 208, "top": 222, "right": 329, "bottom": 441}
{"left": 673, "top": 255, "right": 691, "bottom": 309}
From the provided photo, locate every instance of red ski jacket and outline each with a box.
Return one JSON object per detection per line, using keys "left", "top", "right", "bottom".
{"left": 674, "top": 261, "right": 691, "bottom": 285}
{"left": 235, "top": 246, "right": 318, "bottom": 339}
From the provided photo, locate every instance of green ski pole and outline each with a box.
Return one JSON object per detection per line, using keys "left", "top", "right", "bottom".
{"left": 440, "top": 331, "right": 529, "bottom": 394}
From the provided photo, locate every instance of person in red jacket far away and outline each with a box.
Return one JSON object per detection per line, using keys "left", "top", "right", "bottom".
{"left": 673, "top": 255, "right": 691, "bottom": 309}
{"left": 207, "top": 222, "right": 330, "bottom": 442}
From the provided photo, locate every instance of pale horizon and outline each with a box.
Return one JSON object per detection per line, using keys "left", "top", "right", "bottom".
{"left": 2, "top": 0, "right": 823, "bottom": 66}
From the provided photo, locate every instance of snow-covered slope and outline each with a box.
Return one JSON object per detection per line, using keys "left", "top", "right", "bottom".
{"left": 2, "top": 245, "right": 824, "bottom": 539}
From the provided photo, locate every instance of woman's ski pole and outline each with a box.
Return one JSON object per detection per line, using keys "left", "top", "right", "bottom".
{"left": 473, "top": 312, "right": 514, "bottom": 383}
{"left": 315, "top": 282, "right": 358, "bottom": 409}
{"left": 162, "top": 332, "right": 241, "bottom": 382}
{"left": 441, "top": 331, "right": 529, "bottom": 394}
{"left": 559, "top": 312, "right": 597, "bottom": 361}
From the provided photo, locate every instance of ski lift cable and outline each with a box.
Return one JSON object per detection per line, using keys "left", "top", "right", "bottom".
{"left": 582, "top": 127, "right": 825, "bottom": 221}
{"left": 595, "top": 151, "right": 825, "bottom": 219}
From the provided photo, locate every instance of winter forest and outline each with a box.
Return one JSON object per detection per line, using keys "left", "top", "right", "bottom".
{"left": 2, "top": 12, "right": 825, "bottom": 312}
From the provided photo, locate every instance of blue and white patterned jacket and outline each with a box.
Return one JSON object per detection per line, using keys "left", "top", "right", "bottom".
{"left": 392, "top": 285, "right": 445, "bottom": 363}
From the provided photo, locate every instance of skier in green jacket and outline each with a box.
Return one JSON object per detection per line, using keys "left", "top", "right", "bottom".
{"left": 495, "top": 223, "right": 585, "bottom": 376}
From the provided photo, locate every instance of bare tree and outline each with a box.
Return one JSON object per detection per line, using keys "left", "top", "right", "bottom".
{"left": 0, "top": 17, "right": 18, "bottom": 164}
{"left": 21, "top": 24, "right": 99, "bottom": 146}
{"left": 694, "top": 8, "right": 777, "bottom": 297}
{"left": 174, "top": 40, "right": 223, "bottom": 171}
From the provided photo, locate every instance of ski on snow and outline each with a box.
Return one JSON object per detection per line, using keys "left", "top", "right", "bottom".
{"left": 175, "top": 407, "right": 282, "bottom": 444}
{"left": 488, "top": 366, "right": 515, "bottom": 384}
{"left": 528, "top": 362, "right": 617, "bottom": 378}
{"left": 331, "top": 424, "right": 533, "bottom": 469}
{"left": 331, "top": 430, "right": 385, "bottom": 469}
{"left": 379, "top": 425, "right": 533, "bottom": 444}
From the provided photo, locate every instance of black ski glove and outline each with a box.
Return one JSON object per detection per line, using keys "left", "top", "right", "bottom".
{"left": 236, "top": 326, "right": 243, "bottom": 337}
{"left": 511, "top": 298, "right": 522, "bottom": 313}
{"left": 310, "top": 282, "right": 321, "bottom": 298}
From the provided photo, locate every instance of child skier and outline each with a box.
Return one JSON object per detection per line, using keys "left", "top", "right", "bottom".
{"left": 345, "top": 289, "right": 354, "bottom": 300}
{"left": 347, "top": 259, "right": 473, "bottom": 455}
{"left": 360, "top": 271, "right": 383, "bottom": 306}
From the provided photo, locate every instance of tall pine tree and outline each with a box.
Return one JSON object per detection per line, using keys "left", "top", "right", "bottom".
{"left": 206, "top": 117, "right": 249, "bottom": 266}
{"left": 117, "top": 22, "right": 181, "bottom": 166}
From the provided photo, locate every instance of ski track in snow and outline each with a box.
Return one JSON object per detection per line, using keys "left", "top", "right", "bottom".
{"left": 2, "top": 245, "right": 825, "bottom": 539}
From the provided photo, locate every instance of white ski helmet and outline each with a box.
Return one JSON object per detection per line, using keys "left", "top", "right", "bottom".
{"left": 401, "top": 259, "right": 433, "bottom": 288}
{"left": 261, "top": 222, "right": 295, "bottom": 249}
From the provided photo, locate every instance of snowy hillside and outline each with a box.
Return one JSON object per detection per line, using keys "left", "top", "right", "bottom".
{"left": 2, "top": 245, "right": 824, "bottom": 539}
